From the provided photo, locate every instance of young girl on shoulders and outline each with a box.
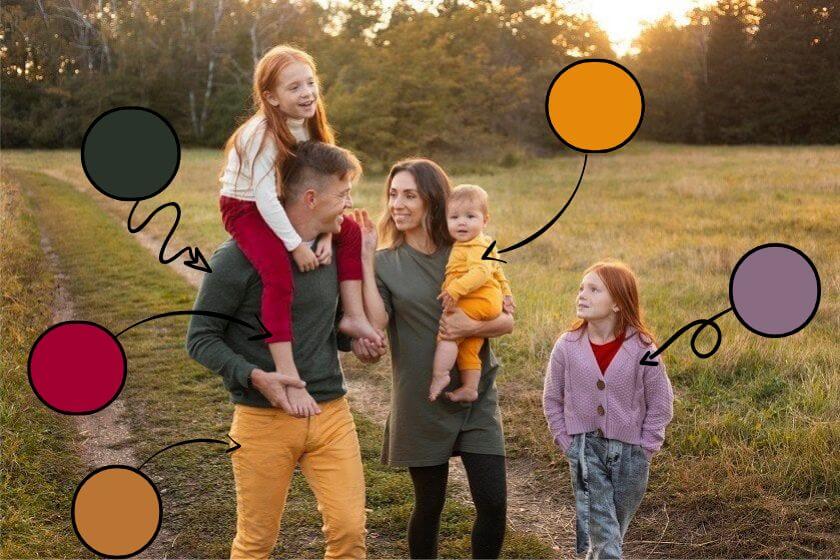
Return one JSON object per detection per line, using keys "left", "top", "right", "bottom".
{"left": 543, "top": 260, "right": 674, "bottom": 559}
{"left": 218, "top": 45, "right": 382, "bottom": 416}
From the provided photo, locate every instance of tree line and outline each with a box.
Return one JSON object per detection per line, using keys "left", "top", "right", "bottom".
{"left": 2, "top": 0, "right": 836, "bottom": 165}
{"left": 628, "top": 0, "right": 837, "bottom": 144}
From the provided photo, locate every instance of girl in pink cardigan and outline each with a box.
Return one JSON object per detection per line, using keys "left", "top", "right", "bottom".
{"left": 543, "top": 260, "right": 674, "bottom": 559}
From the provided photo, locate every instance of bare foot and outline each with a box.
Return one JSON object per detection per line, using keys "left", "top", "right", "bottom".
{"left": 339, "top": 315, "right": 384, "bottom": 345}
{"left": 429, "top": 373, "right": 451, "bottom": 401}
{"left": 445, "top": 387, "right": 478, "bottom": 403}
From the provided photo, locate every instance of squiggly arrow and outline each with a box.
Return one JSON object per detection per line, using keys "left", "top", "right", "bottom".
{"left": 128, "top": 201, "right": 212, "bottom": 273}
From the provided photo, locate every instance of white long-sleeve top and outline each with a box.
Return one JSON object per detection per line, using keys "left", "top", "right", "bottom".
{"left": 219, "top": 115, "right": 309, "bottom": 251}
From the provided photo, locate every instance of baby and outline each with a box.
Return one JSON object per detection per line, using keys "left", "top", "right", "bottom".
{"left": 430, "top": 184, "right": 514, "bottom": 402}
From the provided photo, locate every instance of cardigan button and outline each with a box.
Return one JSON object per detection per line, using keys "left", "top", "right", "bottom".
{"left": 597, "top": 379, "right": 605, "bottom": 390}
{"left": 597, "top": 405, "right": 605, "bottom": 416}
{"left": 596, "top": 428, "right": 604, "bottom": 437}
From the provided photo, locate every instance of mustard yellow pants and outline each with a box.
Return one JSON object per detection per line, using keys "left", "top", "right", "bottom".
{"left": 229, "top": 396, "right": 366, "bottom": 559}
{"left": 440, "top": 284, "right": 503, "bottom": 371}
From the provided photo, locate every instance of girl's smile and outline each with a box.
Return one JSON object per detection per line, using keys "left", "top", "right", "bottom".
{"left": 266, "top": 61, "right": 319, "bottom": 120}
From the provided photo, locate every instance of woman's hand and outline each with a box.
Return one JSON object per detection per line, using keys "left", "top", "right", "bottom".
{"left": 353, "top": 209, "right": 378, "bottom": 261}
{"left": 351, "top": 337, "right": 387, "bottom": 364}
{"left": 292, "top": 243, "right": 319, "bottom": 272}
{"left": 439, "top": 306, "right": 515, "bottom": 340}
{"left": 314, "top": 233, "right": 333, "bottom": 265}
{"left": 438, "top": 307, "right": 479, "bottom": 340}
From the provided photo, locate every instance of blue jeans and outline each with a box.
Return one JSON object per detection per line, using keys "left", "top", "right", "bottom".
{"left": 566, "top": 431, "right": 650, "bottom": 559}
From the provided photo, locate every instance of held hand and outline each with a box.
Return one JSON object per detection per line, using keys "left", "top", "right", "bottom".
{"left": 438, "top": 307, "right": 479, "bottom": 340}
{"left": 250, "top": 369, "right": 307, "bottom": 414}
{"left": 437, "top": 290, "right": 456, "bottom": 313}
{"left": 353, "top": 209, "right": 378, "bottom": 259}
{"left": 351, "top": 337, "right": 387, "bottom": 363}
{"left": 286, "top": 386, "right": 322, "bottom": 417}
{"left": 292, "top": 243, "right": 319, "bottom": 272}
{"left": 503, "top": 295, "right": 516, "bottom": 315}
{"left": 315, "top": 234, "right": 333, "bottom": 266}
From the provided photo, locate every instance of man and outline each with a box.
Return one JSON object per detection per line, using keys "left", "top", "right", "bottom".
{"left": 186, "top": 141, "right": 366, "bottom": 559}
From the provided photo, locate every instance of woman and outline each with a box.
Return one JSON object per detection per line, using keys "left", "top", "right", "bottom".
{"left": 352, "top": 159, "right": 514, "bottom": 559}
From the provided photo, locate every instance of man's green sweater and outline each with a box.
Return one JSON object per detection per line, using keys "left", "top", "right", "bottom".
{"left": 186, "top": 239, "right": 346, "bottom": 406}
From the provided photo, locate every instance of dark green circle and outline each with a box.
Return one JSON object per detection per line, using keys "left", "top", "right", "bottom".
{"left": 81, "top": 107, "right": 180, "bottom": 201}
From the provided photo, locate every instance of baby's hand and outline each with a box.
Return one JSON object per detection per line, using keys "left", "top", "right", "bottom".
{"left": 503, "top": 295, "right": 516, "bottom": 315}
{"left": 292, "top": 243, "right": 319, "bottom": 272}
{"left": 315, "top": 234, "right": 333, "bottom": 265}
{"left": 437, "top": 290, "right": 456, "bottom": 312}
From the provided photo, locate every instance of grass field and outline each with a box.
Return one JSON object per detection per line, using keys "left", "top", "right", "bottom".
{"left": 3, "top": 142, "right": 839, "bottom": 557}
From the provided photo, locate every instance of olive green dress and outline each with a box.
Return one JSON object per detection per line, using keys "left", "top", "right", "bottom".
{"left": 375, "top": 242, "right": 506, "bottom": 467}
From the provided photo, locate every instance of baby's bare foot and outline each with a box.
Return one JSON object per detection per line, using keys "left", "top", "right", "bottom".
{"left": 429, "top": 373, "right": 451, "bottom": 401}
{"left": 445, "top": 387, "right": 478, "bottom": 403}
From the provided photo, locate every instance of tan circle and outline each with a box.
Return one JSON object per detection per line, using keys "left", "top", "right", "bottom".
{"left": 546, "top": 59, "right": 644, "bottom": 153}
{"left": 72, "top": 466, "right": 161, "bottom": 557}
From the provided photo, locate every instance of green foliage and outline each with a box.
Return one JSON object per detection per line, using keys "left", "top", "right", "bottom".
{"left": 628, "top": 0, "right": 838, "bottom": 144}
{"left": 1, "top": 0, "right": 611, "bottom": 161}
{"left": 8, "top": 0, "right": 833, "bottom": 151}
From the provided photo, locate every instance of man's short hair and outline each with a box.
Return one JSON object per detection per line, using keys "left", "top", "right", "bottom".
{"left": 280, "top": 141, "right": 362, "bottom": 203}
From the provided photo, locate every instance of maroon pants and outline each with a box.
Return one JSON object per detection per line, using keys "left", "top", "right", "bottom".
{"left": 220, "top": 195, "right": 362, "bottom": 343}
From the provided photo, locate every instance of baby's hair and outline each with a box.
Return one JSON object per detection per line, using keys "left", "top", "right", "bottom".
{"left": 450, "top": 184, "right": 489, "bottom": 216}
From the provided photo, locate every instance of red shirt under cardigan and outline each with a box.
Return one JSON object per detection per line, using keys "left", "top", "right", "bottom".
{"left": 590, "top": 333, "right": 625, "bottom": 375}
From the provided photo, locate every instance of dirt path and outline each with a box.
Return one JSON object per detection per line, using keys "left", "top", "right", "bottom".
{"left": 38, "top": 229, "right": 176, "bottom": 559}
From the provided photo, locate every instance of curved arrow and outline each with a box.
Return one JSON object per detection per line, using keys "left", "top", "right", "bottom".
{"left": 128, "top": 201, "right": 212, "bottom": 273}
{"left": 640, "top": 307, "right": 732, "bottom": 366}
{"left": 115, "top": 310, "right": 270, "bottom": 341}
{"left": 138, "top": 436, "right": 240, "bottom": 470}
{"left": 482, "top": 154, "right": 588, "bottom": 263}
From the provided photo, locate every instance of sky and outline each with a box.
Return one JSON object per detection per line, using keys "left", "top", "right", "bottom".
{"left": 323, "top": 0, "right": 720, "bottom": 57}
{"left": 563, "top": 0, "right": 718, "bottom": 56}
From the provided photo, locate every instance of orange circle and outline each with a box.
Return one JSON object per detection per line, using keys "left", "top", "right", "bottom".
{"left": 546, "top": 59, "right": 644, "bottom": 153}
{"left": 72, "top": 466, "right": 161, "bottom": 557}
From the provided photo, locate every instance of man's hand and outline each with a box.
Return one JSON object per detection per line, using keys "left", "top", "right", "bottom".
{"left": 286, "top": 386, "right": 322, "bottom": 417}
{"left": 249, "top": 369, "right": 307, "bottom": 414}
{"left": 292, "top": 243, "right": 319, "bottom": 272}
{"left": 438, "top": 307, "right": 478, "bottom": 340}
{"left": 314, "top": 234, "right": 333, "bottom": 265}
{"left": 351, "top": 337, "right": 387, "bottom": 364}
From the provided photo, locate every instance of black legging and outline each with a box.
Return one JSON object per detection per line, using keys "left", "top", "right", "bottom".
{"left": 407, "top": 452, "right": 507, "bottom": 559}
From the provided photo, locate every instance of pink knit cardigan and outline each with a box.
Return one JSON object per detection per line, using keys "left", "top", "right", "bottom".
{"left": 543, "top": 327, "right": 675, "bottom": 459}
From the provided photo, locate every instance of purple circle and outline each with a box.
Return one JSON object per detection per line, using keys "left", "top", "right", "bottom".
{"left": 28, "top": 321, "right": 127, "bottom": 415}
{"left": 729, "top": 244, "right": 820, "bottom": 338}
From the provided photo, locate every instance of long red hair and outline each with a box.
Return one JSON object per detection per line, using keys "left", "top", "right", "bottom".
{"left": 219, "top": 45, "right": 335, "bottom": 196}
{"left": 566, "top": 260, "right": 656, "bottom": 345}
